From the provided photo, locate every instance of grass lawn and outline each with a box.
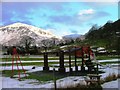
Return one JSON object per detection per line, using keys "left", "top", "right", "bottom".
{"left": 1, "top": 54, "right": 119, "bottom": 82}
{"left": 1, "top": 62, "right": 82, "bottom": 66}
{"left": 96, "top": 55, "right": 120, "bottom": 60}
{"left": 1, "top": 55, "right": 120, "bottom": 62}
{"left": 1, "top": 57, "right": 76, "bottom": 61}
{"left": 2, "top": 70, "right": 104, "bottom": 82}
{"left": 100, "top": 61, "right": 120, "bottom": 65}
{"left": 1, "top": 59, "right": 120, "bottom": 66}
{"left": 2, "top": 70, "right": 28, "bottom": 77}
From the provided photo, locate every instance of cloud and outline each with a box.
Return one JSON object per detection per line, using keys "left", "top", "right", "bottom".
{"left": 78, "top": 8, "right": 110, "bottom": 22}
{"left": 1, "top": 2, "right": 117, "bottom": 37}
{"left": 77, "top": 9, "right": 96, "bottom": 22}
{"left": 78, "top": 9, "right": 95, "bottom": 16}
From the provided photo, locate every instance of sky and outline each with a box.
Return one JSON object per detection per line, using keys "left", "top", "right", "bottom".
{"left": 1, "top": 2, "right": 119, "bottom": 37}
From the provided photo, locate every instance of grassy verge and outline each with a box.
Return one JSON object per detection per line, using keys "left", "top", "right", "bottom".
{"left": 2, "top": 70, "right": 104, "bottom": 82}
{"left": 2, "top": 70, "right": 28, "bottom": 77}
{"left": 1, "top": 70, "right": 70, "bottom": 82}
{"left": 96, "top": 55, "right": 120, "bottom": 60}
{"left": 1, "top": 57, "right": 58, "bottom": 61}
{"left": 100, "top": 61, "right": 120, "bottom": 65}
{"left": 25, "top": 71, "right": 67, "bottom": 82}
{"left": 24, "top": 70, "right": 104, "bottom": 82}
{"left": 1, "top": 62, "right": 81, "bottom": 67}
{"left": 2, "top": 62, "right": 44, "bottom": 66}
{"left": 1, "top": 60, "right": 119, "bottom": 66}
{"left": 1, "top": 57, "right": 76, "bottom": 61}
{"left": 1, "top": 55, "right": 120, "bottom": 61}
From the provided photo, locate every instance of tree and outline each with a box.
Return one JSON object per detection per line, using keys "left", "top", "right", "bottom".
{"left": 51, "top": 37, "right": 58, "bottom": 45}
{"left": 75, "top": 37, "right": 81, "bottom": 43}
{"left": 41, "top": 38, "right": 55, "bottom": 52}
{"left": 19, "top": 35, "right": 35, "bottom": 54}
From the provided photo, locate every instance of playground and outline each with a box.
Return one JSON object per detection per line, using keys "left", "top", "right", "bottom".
{"left": 1, "top": 46, "right": 120, "bottom": 89}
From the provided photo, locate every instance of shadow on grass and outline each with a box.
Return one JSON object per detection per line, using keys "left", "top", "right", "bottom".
{"left": 26, "top": 70, "right": 104, "bottom": 82}
{"left": 2, "top": 69, "right": 104, "bottom": 82}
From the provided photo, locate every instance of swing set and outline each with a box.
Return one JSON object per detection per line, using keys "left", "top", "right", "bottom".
{"left": 3, "top": 45, "right": 99, "bottom": 80}
{"left": 10, "top": 46, "right": 27, "bottom": 80}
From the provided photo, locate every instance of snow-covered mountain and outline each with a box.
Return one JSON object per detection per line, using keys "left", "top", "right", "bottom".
{"left": 0, "top": 23, "right": 60, "bottom": 46}
{"left": 63, "top": 34, "right": 85, "bottom": 40}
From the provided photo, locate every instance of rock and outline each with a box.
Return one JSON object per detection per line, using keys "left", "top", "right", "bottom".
{"left": 32, "top": 66, "right": 35, "bottom": 69}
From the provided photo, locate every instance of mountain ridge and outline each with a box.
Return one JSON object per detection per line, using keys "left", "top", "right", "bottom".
{"left": 0, "top": 22, "right": 60, "bottom": 46}
{"left": 63, "top": 34, "right": 85, "bottom": 40}
{"left": 85, "top": 19, "right": 120, "bottom": 50}
{"left": 2, "top": 22, "right": 54, "bottom": 37}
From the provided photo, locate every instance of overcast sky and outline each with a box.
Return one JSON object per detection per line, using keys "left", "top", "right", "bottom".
{"left": 1, "top": 2, "right": 118, "bottom": 37}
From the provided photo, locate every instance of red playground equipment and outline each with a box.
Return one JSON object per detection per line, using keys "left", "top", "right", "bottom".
{"left": 75, "top": 46, "right": 94, "bottom": 58}
{"left": 11, "top": 46, "right": 27, "bottom": 80}
{"left": 75, "top": 46, "right": 96, "bottom": 72}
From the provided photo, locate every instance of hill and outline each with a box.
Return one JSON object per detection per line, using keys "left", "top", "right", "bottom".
{"left": 85, "top": 19, "right": 120, "bottom": 51}
{"left": 0, "top": 22, "right": 60, "bottom": 46}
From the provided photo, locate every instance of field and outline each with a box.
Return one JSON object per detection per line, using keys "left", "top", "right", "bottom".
{"left": 1, "top": 54, "right": 120, "bottom": 89}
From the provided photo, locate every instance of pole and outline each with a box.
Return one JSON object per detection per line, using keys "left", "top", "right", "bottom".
{"left": 15, "top": 55, "right": 21, "bottom": 80}
{"left": 18, "top": 55, "right": 27, "bottom": 77}
{"left": 53, "top": 67, "right": 57, "bottom": 90}
{"left": 43, "top": 51, "right": 49, "bottom": 71}
{"left": 69, "top": 49, "right": 72, "bottom": 72}
{"left": 11, "top": 55, "right": 14, "bottom": 78}
{"left": 11, "top": 46, "right": 26, "bottom": 79}
{"left": 58, "top": 50, "right": 65, "bottom": 72}
{"left": 74, "top": 47, "right": 78, "bottom": 71}
{"left": 81, "top": 46, "right": 85, "bottom": 71}
{"left": 97, "top": 63, "right": 99, "bottom": 75}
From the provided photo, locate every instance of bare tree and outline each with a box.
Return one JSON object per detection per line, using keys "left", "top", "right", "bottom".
{"left": 19, "top": 35, "right": 35, "bottom": 53}
{"left": 41, "top": 39, "right": 53, "bottom": 47}
{"left": 41, "top": 38, "right": 55, "bottom": 52}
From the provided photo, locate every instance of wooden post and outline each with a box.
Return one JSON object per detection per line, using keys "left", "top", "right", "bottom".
{"left": 53, "top": 67, "right": 57, "bottom": 90}
{"left": 88, "top": 47, "right": 92, "bottom": 72}
{"left": 69, "top": 49, "right": 72, "bottom": 72}
{"left": 74, "top": 47, "right": 78, "bottom": 71}
{"left": 81, "top": 47, "right": 85, "bottom": 71}
{"left": 97, "top": 63, "right": 99, "bottom": 75}
{"left": 88, "top": 46, "right": 91, "bottom": 62}
{"left": 58, "top": 50, "right": 65, "bottom": 72}
{"left": 43, "top": 52, "right": 49, "bottom": 71}
{"left": 75, "top": 47, "right": 78, "bottom": 71}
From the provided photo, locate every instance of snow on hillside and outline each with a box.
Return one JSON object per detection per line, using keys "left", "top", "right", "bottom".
{"left": 3, "top": 23, "right": 54, "bottom": 37}
{"left": 0, "top": 22, "right": 61, "bottom": 46}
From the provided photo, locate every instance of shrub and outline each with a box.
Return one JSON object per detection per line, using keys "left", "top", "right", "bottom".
{"left": 104, "top": 73, "right": 117, "bottom": 82}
